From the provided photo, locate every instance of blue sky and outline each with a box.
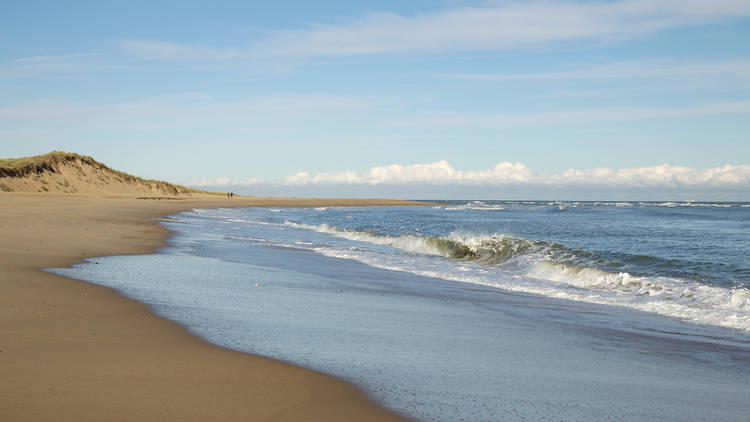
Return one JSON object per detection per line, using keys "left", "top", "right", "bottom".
{"left": 2, "top": 0, "right": 749, "bottom": 199}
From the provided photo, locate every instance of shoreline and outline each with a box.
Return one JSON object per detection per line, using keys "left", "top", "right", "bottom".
{"left": 0, "top": 193, "right": 420, "bottom": 421}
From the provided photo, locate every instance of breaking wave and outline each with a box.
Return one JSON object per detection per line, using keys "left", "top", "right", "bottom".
{"left": 430, "top": 201, "right": 749, "bottom": 210}
{"left": 443, "top": 201, "right": 505, "bottom": 211}
{"left": 283, "top": 222, "right": 549, "bottom": 264}
{"left": 282, "top": 221, "right": 750, "bottom": 331}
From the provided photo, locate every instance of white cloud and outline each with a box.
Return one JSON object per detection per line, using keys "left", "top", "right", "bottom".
{"left": 190, "top": 177, "right": 264, "bottom": 187}
{"left": 254, "top": 0, "right": 750, "bottom": 57}
{"left": 444, "top": 59, "right": 750, "bottom": 81}
{"left": 113, "top": 1, "right": 750, "bottom": 62}
{"left": 119, "top": 40, "right": 247, "bottom": 61}
{"left": 551, "top": 164, "right": 750, "bottom": 186}
{"left": 0, "top": 94, "right": 390, "bottom": 130}
{"left": 3, "top": 97, "right": 748, "bottom": 143}
{"left": 0, "top": 53, "right": 137, "bottom": 79}
{"left": 284, "top": 161, "right": 750, "bottom": 187}
{"left": 389, "top": 100, "right": 750, "bottom": 129}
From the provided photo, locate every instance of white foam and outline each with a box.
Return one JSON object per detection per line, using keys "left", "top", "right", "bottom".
{"left": 282, "top": 222, "right": 750, "bottom": 332}
{"left": 312, "top": 244, "right": 750, "bottom": 332}
{"left": 193, "top": 209, "right": 750, "bottom": 332}
{"left": 639, "top": 202, "right": 736, "bottom": 208}
{"left": 442, "top": 201, "right": 505, "bottom": 211}
{"left": 284, "top": 222, "right": 453, "bottom": 256}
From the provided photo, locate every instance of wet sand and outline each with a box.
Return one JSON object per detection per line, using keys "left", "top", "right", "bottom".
{"left": 0, "top": 193, "right": 419, "bottom": 421}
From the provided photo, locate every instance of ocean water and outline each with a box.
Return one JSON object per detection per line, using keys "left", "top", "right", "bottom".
{"left": 52, "top": 201, "right": 750, "bottom": 421}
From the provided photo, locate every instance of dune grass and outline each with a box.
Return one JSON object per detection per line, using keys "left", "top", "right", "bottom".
{"left": 0, "top": 151, "right": 214, "bottom": 195}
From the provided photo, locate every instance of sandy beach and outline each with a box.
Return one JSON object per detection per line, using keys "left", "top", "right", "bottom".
{"left": 0, "top": 193, "right": 419, "bottom": 421}
{"left": 4, "top": 2, "right": 749, "bottom": 419}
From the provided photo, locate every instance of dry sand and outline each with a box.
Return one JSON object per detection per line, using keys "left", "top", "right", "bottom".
{"left": 0, "top": 193, "right": 420, "bottom": 421}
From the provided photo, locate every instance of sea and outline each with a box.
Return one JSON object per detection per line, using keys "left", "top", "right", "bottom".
{"left": 51, "top": 200, "right": 750, "bottom": 421}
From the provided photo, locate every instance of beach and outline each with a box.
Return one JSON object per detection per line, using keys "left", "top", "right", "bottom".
{"left": 4, "top": 193, "right": 750, "bottom": 421}
{"left": 4, "top": 2, "right": 749, "bottom": 420}
{"left": 42, "top": 200, "right": 750, "bottom": 421}
{"left": 0, "top": 193, "right": 418, "bottom": 421}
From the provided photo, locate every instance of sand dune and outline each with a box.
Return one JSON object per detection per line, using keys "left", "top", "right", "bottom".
{"left": 0, "top": 151, "right": 206, "bottom": 196}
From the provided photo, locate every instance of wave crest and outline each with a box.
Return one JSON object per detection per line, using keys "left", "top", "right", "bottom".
{"left": 281, "top": 220, "right": 750, "bottom": 331}
{"left": 284, "top": 222, "right": 550, "bottom": 264}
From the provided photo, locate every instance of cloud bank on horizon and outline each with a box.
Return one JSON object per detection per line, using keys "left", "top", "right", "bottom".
{"left": 191, "top": 161, "right": 750, "bottom": 188}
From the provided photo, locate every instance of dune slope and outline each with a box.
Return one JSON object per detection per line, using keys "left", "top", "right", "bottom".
{"left": 0, "top": 151, "right": 204, "bottom": 196}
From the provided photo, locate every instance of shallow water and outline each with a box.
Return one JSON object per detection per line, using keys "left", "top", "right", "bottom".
{"left": 51, "top": 202, "right": 750, "bottom": 421}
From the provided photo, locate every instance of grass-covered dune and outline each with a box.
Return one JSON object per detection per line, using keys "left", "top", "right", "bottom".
{"left": 0, "top": 151, "right": 211, "bottom": 196}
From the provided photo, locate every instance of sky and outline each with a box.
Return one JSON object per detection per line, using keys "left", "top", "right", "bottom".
{"left": 2, "top": 0, "right": 749, "bottom": 200}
